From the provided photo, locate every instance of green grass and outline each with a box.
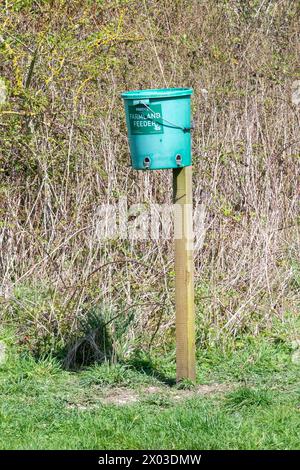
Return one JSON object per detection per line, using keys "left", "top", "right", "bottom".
{"left": 0, "top": 329, "right": 299, "bottom": 450}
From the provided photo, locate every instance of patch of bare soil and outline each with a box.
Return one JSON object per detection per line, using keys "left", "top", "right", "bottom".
{"left": 65, "top": 383, "right": 235, "bottom": 409}
{"left": 100, "top": 383, "right": 235, "bottom": 406}
{"left": 171, "top": 383, "right": 235, "bottom": 401}
{"left": 102, "top": 388, "right": 139, "bottom": 406}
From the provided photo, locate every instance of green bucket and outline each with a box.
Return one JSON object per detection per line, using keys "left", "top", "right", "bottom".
{"left": 121, "top": 88, "right": 193, "bottom": 170}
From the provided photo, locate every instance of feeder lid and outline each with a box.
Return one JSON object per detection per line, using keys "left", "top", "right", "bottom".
{"left": 121, "top": 88, "right": 193, "bottom": 100}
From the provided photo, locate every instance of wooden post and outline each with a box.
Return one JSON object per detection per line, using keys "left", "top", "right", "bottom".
{"left": 173, "top": 166, "right": 196, "bottom": 382}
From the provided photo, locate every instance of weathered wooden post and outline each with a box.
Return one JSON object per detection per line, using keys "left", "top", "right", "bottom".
{"left": 173, "top": 166, "right": 196, "bottom": 381}
{"left": 121, "top": 87, "right": 196, "bottom": 381}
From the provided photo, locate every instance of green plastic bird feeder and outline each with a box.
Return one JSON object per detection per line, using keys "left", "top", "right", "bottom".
{"left": 121, "top": 88, "right": 193, "bottom": 170}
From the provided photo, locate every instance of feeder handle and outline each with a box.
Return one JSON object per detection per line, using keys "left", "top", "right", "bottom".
{"left": 139, "top": 102, "right": 194, "bottom": 133}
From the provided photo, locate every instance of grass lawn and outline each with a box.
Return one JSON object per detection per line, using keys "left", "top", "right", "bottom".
{"left": 0, "top": 329, "right": 299, "bottom": 450}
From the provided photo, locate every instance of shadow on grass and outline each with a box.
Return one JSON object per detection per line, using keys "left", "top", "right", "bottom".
{"left": 57, "top": 307, "right": 176, "bottom": 385}
{"left": 127, "top": 353, "right": 176, "bottom": 387}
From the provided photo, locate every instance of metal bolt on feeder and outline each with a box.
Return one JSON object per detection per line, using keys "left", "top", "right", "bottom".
{"left": 121, "top": 88, "right": 196, "bottom": 382}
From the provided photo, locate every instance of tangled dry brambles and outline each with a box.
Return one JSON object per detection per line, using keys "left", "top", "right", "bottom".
{"left": 0, "top": 0, "right": 299, "bottom": 359}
